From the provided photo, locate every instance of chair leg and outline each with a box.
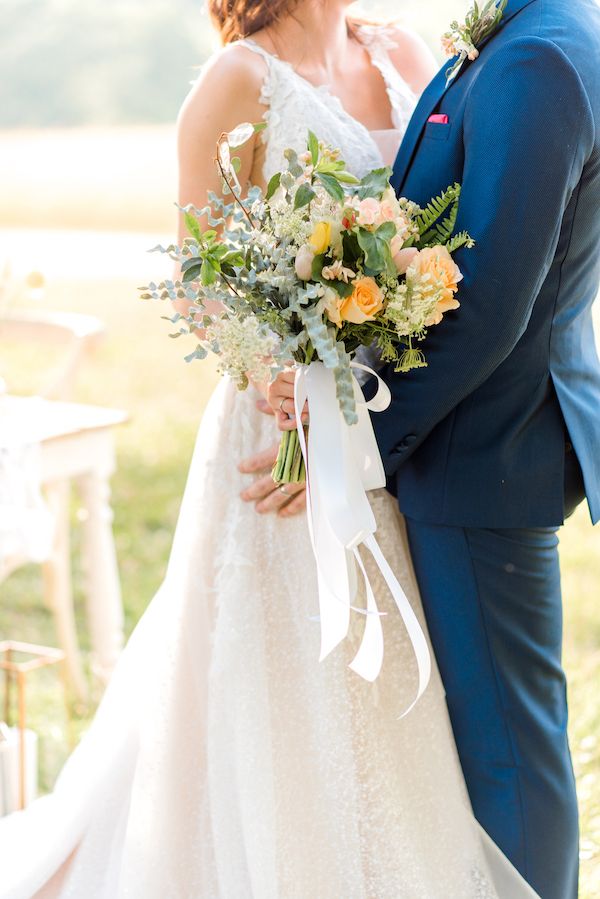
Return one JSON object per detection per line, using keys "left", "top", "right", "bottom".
{"left": 78, "top": 471, "right": 124, "bottom": 684}
{"left": 41, "top": 480, "right": 87, "bottom": 701}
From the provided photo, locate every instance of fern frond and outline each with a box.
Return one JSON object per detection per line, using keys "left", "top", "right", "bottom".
{"left": 416, "top": 183, "right": 461, "bottom": 237}
{"left": 445, "top": 231, "right": 476, "bottom": 254}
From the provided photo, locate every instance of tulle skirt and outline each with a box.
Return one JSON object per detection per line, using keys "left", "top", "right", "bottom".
{"left": 0, "top": 379, "right": 537, "bottom": 898}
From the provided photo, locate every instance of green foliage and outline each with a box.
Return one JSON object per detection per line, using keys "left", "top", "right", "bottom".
{"left": 417, "top": 183, "right": 462, "bottom": 246}
{"left": 298, "top": 303, "right": 341, "bottom": 371}
{"left": 445, "top": 230, "right": 476, "bottom": 254}
{"left": 356, "top": 222, "right": 396, "bottom": 274}
{"left": 358, "top": 167, "right": 393, "bottom": 200}
{"left": 265, "top": 172, "right": 281, "bottom": 201}
{"left": 294, "top": 184, "right": 317, "bottom": 210}
{"left": 316, "top": 173, "right": 345, "bottom": 203}
{"left": 308, "top": 130, "right": 319, "bottom": 166}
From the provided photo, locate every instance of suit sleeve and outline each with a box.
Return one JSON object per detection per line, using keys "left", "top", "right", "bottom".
{"left": 374, "top": 36, "right": 594, "bottom": 474}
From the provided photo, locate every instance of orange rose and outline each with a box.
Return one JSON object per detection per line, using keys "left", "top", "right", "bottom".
{"left": 406, "top": 246, "right": 462, "bottom": 326}
{"left": 339, "top": 276, "right": 384, "bottom": 324}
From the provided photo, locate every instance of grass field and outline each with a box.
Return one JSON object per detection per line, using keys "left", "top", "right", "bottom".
{"left": 0, "top": 124, "right": 599, "bottom": 894}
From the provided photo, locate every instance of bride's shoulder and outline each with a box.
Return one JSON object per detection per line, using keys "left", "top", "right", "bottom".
{"left": 177, "top": 42, "right": 267, "bottom": 136}
{"left": 351, "top": 18, "right": 439, "bottom": 94}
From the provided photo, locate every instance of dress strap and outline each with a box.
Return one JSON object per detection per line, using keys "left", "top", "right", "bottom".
{"left": 353, "top": 24, "right": 417, "bottom": 132}
{"left": 236, "top": 38, "right": 275, "bottom": 65}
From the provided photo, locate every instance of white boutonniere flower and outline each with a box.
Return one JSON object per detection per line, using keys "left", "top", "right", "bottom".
{"left": 442, "top": 0, "right": 507, "bottom": 84}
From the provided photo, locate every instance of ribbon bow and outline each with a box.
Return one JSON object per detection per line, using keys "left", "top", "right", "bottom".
{"left": 293, "top": 361, "right": 431, "bottom": 717}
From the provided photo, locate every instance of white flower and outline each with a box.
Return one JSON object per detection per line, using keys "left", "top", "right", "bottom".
{"left": 205, "top": 314, "right": 278, "bottom": 388}
{"left": 321, "top": 260, "right": 356, "bottom": 283}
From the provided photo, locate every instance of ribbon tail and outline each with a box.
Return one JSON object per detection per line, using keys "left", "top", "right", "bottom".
{"left": 348, "top": 547, "right": 385, "bottom": 682}
{"left": 316, "top": 557, "right": 351, "bottom": 662}
{"left": 364, "top": 533, "right": 432, "bottom": 717}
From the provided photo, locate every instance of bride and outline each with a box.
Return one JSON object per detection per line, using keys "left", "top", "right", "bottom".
{"left": 0, "top": 2, "right": 539, "bottom": 897}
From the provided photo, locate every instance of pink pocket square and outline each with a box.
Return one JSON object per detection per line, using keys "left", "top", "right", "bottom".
{"left": 428, "top": 114, "right": 449, "bottom": 124}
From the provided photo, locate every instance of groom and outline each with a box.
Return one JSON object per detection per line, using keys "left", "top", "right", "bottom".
{"left": 241, "top": 1, "right": 600, "bottom": 895}
{"left": 369, "top": 1, "right": 600, "bottom": 897}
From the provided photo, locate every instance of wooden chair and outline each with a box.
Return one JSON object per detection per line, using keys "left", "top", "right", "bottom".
{"left": 0, "top": 311, "right": 124, "bottom": 700}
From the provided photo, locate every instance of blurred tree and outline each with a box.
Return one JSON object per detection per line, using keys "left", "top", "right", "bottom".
{"left": 0, "top": 0, "right": 213, "bottom": 127}
{"left": 0, "top": 0, "right": 467, "bottom": 128}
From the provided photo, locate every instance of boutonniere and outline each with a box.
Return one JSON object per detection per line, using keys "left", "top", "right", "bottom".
{"left": 442, "top": 0, "right": 507, "bottom": 84}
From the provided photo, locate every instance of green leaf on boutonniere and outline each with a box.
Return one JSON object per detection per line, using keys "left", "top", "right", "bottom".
{"left": 442, "top": 0, "right": 507, "bottom": 84}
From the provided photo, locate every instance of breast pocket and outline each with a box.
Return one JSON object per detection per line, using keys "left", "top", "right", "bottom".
{"left": 405, "top": 122, "right": 460, "bottom": 201}
{"left": 422, "top": 121, "right": 453, "bottom": 142}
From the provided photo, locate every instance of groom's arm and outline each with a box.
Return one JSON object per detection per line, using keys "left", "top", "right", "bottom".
{"left": 376, "top": 36, "right": 595, "bottom": 474}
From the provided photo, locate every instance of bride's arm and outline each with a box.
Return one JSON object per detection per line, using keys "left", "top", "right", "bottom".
{"left": 173, "top": 45, "right": 267, "bottom": 323}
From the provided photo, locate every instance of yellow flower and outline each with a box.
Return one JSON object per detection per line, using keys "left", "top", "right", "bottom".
{"left": 339, "top": 276, "right": 384, "bottom": 324}
{"left": 309, "top": 221, "right": 332, "bottom": 255}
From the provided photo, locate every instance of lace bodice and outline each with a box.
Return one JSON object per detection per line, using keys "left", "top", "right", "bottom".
{"left": 237, "top": 25, "right": 418, "bottom": 181}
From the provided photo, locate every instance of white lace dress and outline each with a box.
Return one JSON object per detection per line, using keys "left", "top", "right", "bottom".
{"left": 0, "top": 28, "right": 538, "bottom": 899}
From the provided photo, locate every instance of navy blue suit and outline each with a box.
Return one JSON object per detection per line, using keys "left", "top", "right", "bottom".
{"left": 377, "top": 1, "right": 600, "bottom": 896}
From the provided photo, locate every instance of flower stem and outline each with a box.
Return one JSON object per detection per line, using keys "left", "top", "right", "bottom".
{"left": 271, "top": 347, "right": 312, "bottom": 485}
{"left": 272, "top": 428, "right": 306, "bottom": 485}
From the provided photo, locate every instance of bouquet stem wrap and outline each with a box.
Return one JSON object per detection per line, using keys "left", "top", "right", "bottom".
{"left": 293, "top": 361, "right": 432, "bottom": 716}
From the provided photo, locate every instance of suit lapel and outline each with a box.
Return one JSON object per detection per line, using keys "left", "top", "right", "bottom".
{"left": 391, "top": 64, "right": 454, "bottom": 193}
{"left": 391, "top": 0, "right": 540, "bottom": 194}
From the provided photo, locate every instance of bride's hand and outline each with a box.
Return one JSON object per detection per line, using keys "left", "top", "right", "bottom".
{"left": 238, "top": 443, "right": 306, "bottom": 517}
{"left": 267, "top": 370, "right": 309, "bottom": 431}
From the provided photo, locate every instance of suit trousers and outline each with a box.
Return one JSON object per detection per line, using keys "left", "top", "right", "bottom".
{"left": 404, "top": 449, "right": 585, "bottom": 899}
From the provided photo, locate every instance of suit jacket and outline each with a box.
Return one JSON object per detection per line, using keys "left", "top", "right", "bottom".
{"left": 375, "top": 0, "right": 600, "bottom": 527}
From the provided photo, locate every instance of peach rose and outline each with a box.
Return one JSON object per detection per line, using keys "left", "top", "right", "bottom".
{"left": 309, "top": 221, "right": 332, "bottom": 255}
{"left": 356, "top": 198, "right": 381, "bottom": 228}
{"left": 392, "top": 246, "right": 419, "bottom": 275}
{"left": 339, "top": 276, "right": 384, "bottom": 324}
{"left": 378, "top": 200, "right": 397, "bottom": 223}
{"left": 406, "top": 246, "right": 463, "bottom": 326}
{"left": 294, "top": 244, "right": 315, "bottom": 281}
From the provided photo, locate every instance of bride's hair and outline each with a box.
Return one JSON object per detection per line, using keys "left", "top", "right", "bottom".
{"left": 208, "top": 0, "right": 300, "bottom": 44}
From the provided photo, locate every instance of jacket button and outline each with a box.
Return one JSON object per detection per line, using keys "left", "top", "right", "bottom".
{"left": 393, "top": 434, "right": 417, "bottom": 453}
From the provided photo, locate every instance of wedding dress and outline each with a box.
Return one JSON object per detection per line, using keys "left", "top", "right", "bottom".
{"left": 0, "top": 27, "right": 539, "bottom": 899}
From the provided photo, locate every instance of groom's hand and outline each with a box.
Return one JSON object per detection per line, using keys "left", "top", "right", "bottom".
{"left": 238, "top": 431, "right": 306, "bottom": 518}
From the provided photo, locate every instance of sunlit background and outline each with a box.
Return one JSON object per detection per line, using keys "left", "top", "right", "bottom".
{"left": 0, "top": 1, "right": 598, "bottom": 893}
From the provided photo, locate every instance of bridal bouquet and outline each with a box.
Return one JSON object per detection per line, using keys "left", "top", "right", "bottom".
{"left": 141, "top": 127, "right": 474, "bottom": 699}
{"left": 141, "top": 125, "right": 473, "bottom": 485}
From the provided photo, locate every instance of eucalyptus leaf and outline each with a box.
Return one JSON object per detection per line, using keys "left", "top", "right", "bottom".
{"left": 265, "top": 171, "right": 281, "bottom": 200}
{"left": 182, "top": 263, "right": 203, "bottom": 283}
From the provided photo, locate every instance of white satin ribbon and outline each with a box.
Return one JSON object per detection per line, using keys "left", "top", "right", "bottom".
{"left": 293, "top": 361, "right": 431, "bottom": 717}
